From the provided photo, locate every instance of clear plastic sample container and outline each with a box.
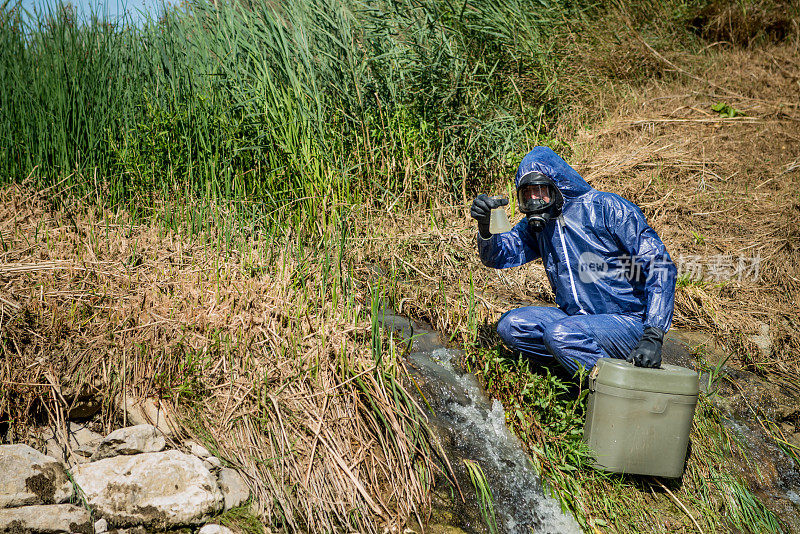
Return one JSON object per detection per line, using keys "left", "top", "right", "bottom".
{"left": 489, "top": 195, "right": 512, "bottom": 234}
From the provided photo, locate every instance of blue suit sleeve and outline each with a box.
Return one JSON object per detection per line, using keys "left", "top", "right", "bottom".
{"left": 605, "top": 197, "right": 677, "bottom": 332}
{"left": 477, "top": 218, "right": 541, "bottom": 269}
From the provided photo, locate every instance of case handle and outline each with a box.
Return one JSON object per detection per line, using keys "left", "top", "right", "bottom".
{"left": 648, "top": 398, "right": 669, "bottom": 414}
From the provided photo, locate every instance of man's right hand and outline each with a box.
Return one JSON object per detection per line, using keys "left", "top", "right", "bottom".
{"left": 471, "top": 194, "right": 508, "bottom": 238}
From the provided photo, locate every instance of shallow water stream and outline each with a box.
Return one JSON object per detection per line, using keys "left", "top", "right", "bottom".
{"left": 378, "top": 310, "right": 580, "bottom": 534}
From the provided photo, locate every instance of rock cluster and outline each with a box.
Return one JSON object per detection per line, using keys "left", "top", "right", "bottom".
{"left": 0, "top": 423, "right": 250, "bottom": 534}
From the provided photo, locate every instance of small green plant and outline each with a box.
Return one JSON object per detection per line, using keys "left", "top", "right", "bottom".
{"left": 694, "top": 345, "right": 732, "bottom": 395}
{"left": 762, "top": 419, "right": 800, "bottom": 468}
{"left": 215, "top": 503, "right": 265, "bottom": 534}
{"left": 676, "top": 273, "right": 707, "bottom": 288}
{"left": 714, "top": 474, "right": 784, "bottom": 534}
{"left": 467, "top": 273, "right": 478, "bottom": 344}
{"left": 691, "top": 231, "right": 706, "bottom": 245}
{"left": 67, "top": 471, "right": 92, "bottom": 513}
{"left": 463, "top": 459, "right": 498, "bottom": 534}
{"left": 711, "top": 102, "right": 742, "bottom": 118}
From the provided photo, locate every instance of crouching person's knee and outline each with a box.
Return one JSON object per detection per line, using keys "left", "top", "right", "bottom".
{"left": 543, "top": 323, "right": 582, "bottom": 375}
{"left": 543, "top": 322, "right": 567, "bottom": 358}
{"left": 496, "top": 310, "right": 519, "bottom": 349}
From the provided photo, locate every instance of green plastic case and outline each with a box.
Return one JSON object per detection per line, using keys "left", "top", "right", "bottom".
{"left": 583, "top": 358, "right": 699, "bottom": 478}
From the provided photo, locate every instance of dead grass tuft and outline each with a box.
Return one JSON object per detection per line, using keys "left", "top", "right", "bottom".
{"left": 0, "top": 185, "right": 446, "bottom": 532}
{"left": 689, "top": 0, "right": 800, "bottom": 47}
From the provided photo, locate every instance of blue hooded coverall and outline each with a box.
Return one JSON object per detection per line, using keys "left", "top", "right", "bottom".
{"left": 479, "top": 147, "right": 677, "bottom": 374}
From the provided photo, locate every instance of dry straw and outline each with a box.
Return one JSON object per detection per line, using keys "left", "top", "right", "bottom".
{"left": 0, "top": 184, "right": 453, "bottom": 532}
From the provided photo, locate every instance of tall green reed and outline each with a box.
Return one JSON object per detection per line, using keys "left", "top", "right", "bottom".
{"left": 1, "top": 0, "right": 586, "bottom": 225}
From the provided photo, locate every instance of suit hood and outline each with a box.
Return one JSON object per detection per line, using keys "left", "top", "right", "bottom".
{"left": 514, "top": 147, "right": 592, "bottom": 199}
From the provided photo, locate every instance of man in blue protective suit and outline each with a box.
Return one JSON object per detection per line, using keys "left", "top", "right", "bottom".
{"left": 470, "top": 147, "right": 677, "bottom": 374}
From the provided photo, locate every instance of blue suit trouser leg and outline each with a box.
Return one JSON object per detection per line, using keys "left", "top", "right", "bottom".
{"left": 543, "top": 314, "right": 644, "bottom": 375}
{"left": 496, "top": 306, "right": 569, "bottom": 365}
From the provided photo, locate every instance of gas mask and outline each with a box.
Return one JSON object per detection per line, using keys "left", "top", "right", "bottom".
{"left": 516, "top": 172, "right": 563, "bottom": 232}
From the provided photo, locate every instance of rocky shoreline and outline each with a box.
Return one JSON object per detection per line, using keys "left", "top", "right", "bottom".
{"left": 1, "top": 398, "right": 250, "bottom": 534}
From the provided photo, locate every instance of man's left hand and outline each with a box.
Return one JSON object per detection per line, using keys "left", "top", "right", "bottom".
{"left": 627, "top": 326, "right": 664, "bottom": 368}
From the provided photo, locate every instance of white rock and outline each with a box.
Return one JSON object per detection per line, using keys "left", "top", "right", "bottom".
{"left": 94, "top": 517, "right": 108, "bottom": 533}
{"left": 0, "top": 503, "right": 92, "bottom": 533}
{"left": 73, "top": 443, "right": 100, "bottom": 463}
{"left": 43, "top": 423, "right": 104, "bottom": 466}
{"left": 187, "top": 441, "right": 211, "bottom": 459}
{"left": 198, "top": 524, "right": 235, "bottom": 534}
{"left": 117, "top": 395, "right": 178, "bottom": 437}
{"left": 72, "top": 450, "right": 223, "bottom": 527}
{"left": 44, "top": 437, "right": 66, "bottom": 464}
{"left": 91, "top": 424, "right": 165, "bottom": 460}
{"left": 0, "top": 444, "right": 73, "bottom": 507}
{"left": 203, "top": 456, "right": 222, "bottom": 472}
{"left": 750, "top": 322, "right": 772, "bottom": 358}
{"left": 217, "top": 467, "right": 249, "bottom": 511}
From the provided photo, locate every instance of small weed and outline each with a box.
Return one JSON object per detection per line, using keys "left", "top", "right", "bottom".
{"left": 67, "top": 471, "right": 92, "bottom": 514}
{"left": 714, "top": 474, "right": 784, "bottom": 533}
{"left": 695, "top": 346, "right": 733, "bottom": 395}
{"left": 214, "top": 503, "right": 265, "bottom": 534}
{"left": 711, "top": 102, "right": 742, "bottom": 118}
{"left": 761, "top": 419, "right": 800, "bottom": 468}
{"left": 676, "top": 273, "right": 704, "bottom": 288}
{"left": 463, "top": 459, "right": 498, "bottom": 534}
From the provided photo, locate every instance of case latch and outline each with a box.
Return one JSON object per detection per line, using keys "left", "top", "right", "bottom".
{"left": 589, "top": 365, "right": 599, "bottom": 391}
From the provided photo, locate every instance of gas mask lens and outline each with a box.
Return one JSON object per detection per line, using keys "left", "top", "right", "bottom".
{"left": 518, "top": 183, "right": 554, "bottom": 214}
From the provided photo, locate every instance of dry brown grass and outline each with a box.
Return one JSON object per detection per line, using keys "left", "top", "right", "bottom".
{"left": 570, "top": 40, "right": 800, "bottom": 377}
{"left": 690, "top": 0, "right": 800, "bottom": 47}
{"left": 0, "top": 186, "right": 449, "bottom": 532}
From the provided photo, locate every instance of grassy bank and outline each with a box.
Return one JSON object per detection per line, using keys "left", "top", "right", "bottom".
{"left": 2, "top": 0, "right": 800, "bottom": 532}
{"left": 0, "top": 184, "right": 456, "bottom": 531}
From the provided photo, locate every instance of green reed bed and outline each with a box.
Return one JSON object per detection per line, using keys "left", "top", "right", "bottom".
{"left": 1, "top": 0, "right": 589, "bottom": 224}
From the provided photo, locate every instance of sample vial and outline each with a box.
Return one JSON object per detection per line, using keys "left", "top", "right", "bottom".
{"left": 489, "top": 196, "right": 512, "bottom": 234}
